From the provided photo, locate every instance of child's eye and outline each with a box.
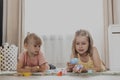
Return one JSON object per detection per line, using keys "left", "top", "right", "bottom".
{"left": 76, "top": 43, "right": 80, "bottom": 45}
{"left": 34, "top": 45, "right": 40, "bottom": 48}
{"left": 82, "top": 43, "right": 86, "bottom": 45}
{"left": 34, "top": 45, "right": 37, "bottom": 47}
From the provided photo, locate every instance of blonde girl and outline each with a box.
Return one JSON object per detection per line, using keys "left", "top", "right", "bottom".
{"left": 67, "top": 29, "right": 106, "bottom": 72}
{"left": 17, "top": 33, "right": 49, "bottom": 72}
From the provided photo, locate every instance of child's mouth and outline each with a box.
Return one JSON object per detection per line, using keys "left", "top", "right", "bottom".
{"left": 79, "top": 49, "right": 84, "bottom": 51}
{"left": 35, "top": 51, "right": 39, "bottom": 53}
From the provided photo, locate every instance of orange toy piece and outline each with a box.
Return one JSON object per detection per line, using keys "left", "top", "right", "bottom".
{"left": 57, "top": 71, "right": 62, "bottom": 76}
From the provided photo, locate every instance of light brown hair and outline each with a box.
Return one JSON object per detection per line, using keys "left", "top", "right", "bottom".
{"left": 24, "top": 33, "right": 42, "bottom": 46}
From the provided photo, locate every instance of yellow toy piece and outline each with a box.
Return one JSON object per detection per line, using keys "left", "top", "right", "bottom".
{"left": 22, "top": 72, "right": 32, "bottom": 76}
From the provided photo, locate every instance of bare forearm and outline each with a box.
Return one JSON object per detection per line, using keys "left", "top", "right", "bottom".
{"left": 17, "top": 67, "right": 31, "bottom": 72}
{"left": 93, "top": 67, "right": 101, "bottom": 72}
{"left": 67, "top": 62, "right": 75, "bottom": 72}
{"left": 39, "top": 63, "right": 49, "bottom": 72}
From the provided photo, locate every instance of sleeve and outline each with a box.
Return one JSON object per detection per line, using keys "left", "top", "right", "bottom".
{"left": 18, "top": 52, "right": 25, "bottom": 68}
{"left": 38, "top": 51, "right": 48, "bottom": 65}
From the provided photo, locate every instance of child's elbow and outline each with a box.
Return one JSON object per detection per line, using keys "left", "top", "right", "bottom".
{"left": 40, "top": 63, "right": 49, "bottom": 72}
{"left": 94, "top": 66, "right": 102, "bottom": 72}
{"left": 17, "top": 66, "right": 21, "bottom": 72}
{"left": 17, "top": 69, "right": 20, "bottom": 72}
{"left": 17, "top": 68, "right": 23, "bottom": 72}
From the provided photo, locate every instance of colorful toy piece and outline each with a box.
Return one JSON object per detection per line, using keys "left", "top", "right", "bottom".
{"left": 70, "top": 58, "right": 78, "bottom": 64}
{"left": 22, "top": 72, "right": 32, "bottom": 76}
{"left": 75, "top": 64, "right": 83, "bottom": 71}
{"left": 57, "top": 71, "right": 62, "bottom": 76}
{"left": 61, "top": 69, "right": 67, "bottom": 74}
{"left": 45, "top": 70, "right": 51, "bottom": 74}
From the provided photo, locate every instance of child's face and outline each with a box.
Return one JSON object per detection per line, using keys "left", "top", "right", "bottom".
{"left": 75, "top": 36, "right": 89, "bottom": 55}
{"left": 26, "top": 39, "right": 40, "bottom": 55}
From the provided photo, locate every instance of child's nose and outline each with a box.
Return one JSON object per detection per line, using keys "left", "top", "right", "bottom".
{"left": 79, "top": 45, "right": 82, "bottom": 48}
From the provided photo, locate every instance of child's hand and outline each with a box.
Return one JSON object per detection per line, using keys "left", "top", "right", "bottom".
{"left": 31, "top": 66, "right": 39, "bottom": 72}
{"left": 25, "top": 66, "right": 31, "bottom": 69}
{"left": 24, "top": 66, "right": 32, "bottom": 72}
{"left": 39, "top": 63, "right": 49, "bottom": 72}
{"left": 73, "top": 65, "right": 83, "bottom": 73}
{"left": 67, "top": 62, "right": 75, "bottom": 72}
{"left": 81, "top": 67, "right": 88, "bottom": 73}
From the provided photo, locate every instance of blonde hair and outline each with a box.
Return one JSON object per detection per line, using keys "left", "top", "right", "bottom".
{"left": 72, "top": 29, "right": 93, "bottom": 57}
{"left": 24, "top": 33, "right": 42, "bottom": 46}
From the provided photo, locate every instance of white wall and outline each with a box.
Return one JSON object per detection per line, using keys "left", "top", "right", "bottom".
{"left": 25, "top": 0, "right": 104, "bottom": 59}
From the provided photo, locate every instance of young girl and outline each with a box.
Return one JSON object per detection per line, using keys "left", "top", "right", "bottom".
{"left": 17, "top": 33, "right": 49, "bottom": 72}
{"left": 67, "top": 29, "right": 106, "bottom": 73}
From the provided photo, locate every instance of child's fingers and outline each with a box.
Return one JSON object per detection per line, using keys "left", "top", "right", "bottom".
{"left": 73, "top": 65, "right": 78, "bottom": 72}
{"left": 77, "top": 69, "right": 82, "bottom": 73}
{"left": 67, "top": 62, "right": 75, "bottom": 68}
{"left": 67, "top": 62, "right": 70, "bottom": 66}
{"left": 25, "top": 66, "right": 31, "bottom": 69}
{"left": 67, "top": 62, "right": 75, "bottom": 72}
{"left": 73, "top": 65, "right": 83, "bottom": 73}
{"left": 73, "top": 68, "right": 82, "bottom": 73}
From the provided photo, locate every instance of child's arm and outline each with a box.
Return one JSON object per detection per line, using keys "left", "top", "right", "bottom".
{"left": 30, "top": 66, "right": 40, "bottom": 72}
{"left": 39, "top": 63, "right": 49, "bottom": 72}
{"left": 17, "top": 53, "right": 32, "bottom": 72}
{"left": 92, "top": 47, "right": 102, "bottom": 72}
{"left": 66, "top": 54, "right": 76, "bottom": 72}
{"left": 30, "top": 63, "right": 49, "bottom": 72}
{"left": 17, "top": 63, "right": 31, "bottom": 72}
{"left": 67, "top": 62, "right": 75, "bottom": 72}
{"left": 36, "top": 51, "right": 50, "bottom": 72}
{"left": 17, "top": 63, "right": 49, "bottom": 72}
